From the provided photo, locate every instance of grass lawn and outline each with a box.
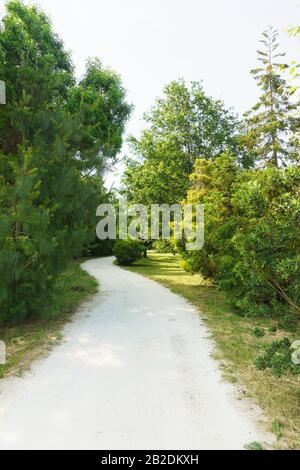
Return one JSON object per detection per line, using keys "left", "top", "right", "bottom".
{"left": 125, "top": 252, "right": 300, "bottom": 450}
{"left": 0, "top": 259, "right": 98, "bottom": 380}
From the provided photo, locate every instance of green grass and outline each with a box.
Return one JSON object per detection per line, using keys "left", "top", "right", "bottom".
{"left": 0, "top": 259, "right": 98, "bottom": 380}
{"left": 124, "top": 252, "right": 300, "bottom": 450}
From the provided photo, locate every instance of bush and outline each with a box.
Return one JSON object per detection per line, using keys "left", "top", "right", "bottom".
{"left": 153, "top": 239, "right": 174, "bottom": 253}
{"left": 0, "top": 2, "right": 130, "bottom": 324}
{"left": 82, "top": 237, "right": 115, "bottom": 257}
{"left": 113, "top": 239, "right": 145, "bottom": 265}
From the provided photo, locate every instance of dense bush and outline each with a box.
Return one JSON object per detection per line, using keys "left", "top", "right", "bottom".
{"left": 152, "top": 240, "right": 175, "bottom": 254}
{"left": 254, "top": 338, "right": 300, "bottom": 377}
{"left": 221, "top": 167, "right": 300, "bottom": 316}
{"left": 113, "top": 239, "right": 144, "bottom": 265}
{"left": 178, "top": 153, "right": 238, "bottom": 279}
{"left": 179, "top": 154, "right": 300, "bottom": 317}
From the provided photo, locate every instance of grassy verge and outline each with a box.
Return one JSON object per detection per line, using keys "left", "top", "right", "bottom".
{"left": 125, "top": 252, "right": 300, "bottom": 450}
{"left": 0, "top": 259, "right": 98, "bottom": 380}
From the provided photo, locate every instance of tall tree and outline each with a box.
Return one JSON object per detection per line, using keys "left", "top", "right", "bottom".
{"left": 240, "top": 27, "right": 300, "bottom": 167}
{"left": 286, "top": 25, "right": 300, "bottom": 158}
{"left": 123, "top": 79, "right": 238, "bottom": 205}
{"left": 0, "top": 1, "right": 131, "bottom": 322}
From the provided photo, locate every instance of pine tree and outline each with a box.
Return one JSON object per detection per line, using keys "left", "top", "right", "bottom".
{"left": 0, "top": 1, "right": 131, "bottom": 322}
{"left": 241, "top": 27, "right": 300, "bottom": 167}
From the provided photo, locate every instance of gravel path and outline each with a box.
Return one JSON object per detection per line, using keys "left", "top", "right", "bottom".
{"left": 0, "top": 256, "right": 269, "bottom": 449}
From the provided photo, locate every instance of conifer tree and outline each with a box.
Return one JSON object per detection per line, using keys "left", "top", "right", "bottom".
{"left": 0, "top": 1, "right": 131, "bottom": 322}
{"left": 241, "top": 27, "right": 300, "bottom": 167}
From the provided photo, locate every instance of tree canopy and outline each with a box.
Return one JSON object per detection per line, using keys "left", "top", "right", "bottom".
{"left": 123, "top": 29, "right": 300, "bottom": 319}
{"left": 123, "top": 79, "right": 239, "bottom": 204}
{"left": 0, "top": 0, "right": 131, "bottom": 322}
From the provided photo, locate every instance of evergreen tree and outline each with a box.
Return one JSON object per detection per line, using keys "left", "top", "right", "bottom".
{"left": 240, "top": 27, "right": 300, "bottom": 167}
{"left": 0, "top": 1, "right": 131, "bottom": 322}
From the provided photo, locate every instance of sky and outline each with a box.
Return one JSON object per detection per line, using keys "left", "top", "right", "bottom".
{"left": 1, "top": 0, "right": 300, "bottom": 184}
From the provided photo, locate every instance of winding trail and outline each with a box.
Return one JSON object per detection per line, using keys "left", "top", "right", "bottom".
{"left": 0, "top": 257, "right": 269, "bottom": 449}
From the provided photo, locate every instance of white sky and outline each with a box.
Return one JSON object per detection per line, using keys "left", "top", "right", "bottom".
{"left": 1, "top": 0, "right": 300, "bottom": 184}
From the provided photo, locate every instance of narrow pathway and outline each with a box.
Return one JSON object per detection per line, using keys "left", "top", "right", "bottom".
{"left": 0, "top": 257, "right": 269, "bottom": 449}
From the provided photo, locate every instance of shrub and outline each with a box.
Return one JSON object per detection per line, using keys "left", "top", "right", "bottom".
{"left": 219, "top": 167, "right": 300, "bottom": 317}
{"left": 277, "top": 314, "right": 298, "bottom": 332}
{"left": 252, "top": 327, "right": 265, "bottom": 338}
{"left": 113, "top": 239, "right": 144, "bottom": 265}
{"left": 0, "top": 2, "right": 131, "bottom": 324}
{"left": 179, "top": 153, "right": 238, "bottom": 279}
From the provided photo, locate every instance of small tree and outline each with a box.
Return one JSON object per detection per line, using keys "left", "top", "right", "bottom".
{"left": 240, "top": 27, "right": 300, "bottom": 167}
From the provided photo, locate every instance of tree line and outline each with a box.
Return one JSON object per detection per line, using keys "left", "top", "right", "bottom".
{"left": 123, "top": 26, "right": 300, "bottom": 321}
{"left": 1, "top": 1, "right": 299, "bottom": 326}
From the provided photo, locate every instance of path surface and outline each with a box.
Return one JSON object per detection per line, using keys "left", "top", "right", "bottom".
{"left": 0, "top": 257, "right": 269, "bottom": 450}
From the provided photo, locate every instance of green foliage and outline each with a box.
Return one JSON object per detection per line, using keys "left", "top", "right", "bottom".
{"left": 239, "top": 27, "right": 300, "bottom": 167}
{"left": 84, "top": 238, "right": 115, "bottom": 257}
{"left": 179, "top": 152, "right": 238, "bottom": 278}
{"left": 0, "top": 259, "right": 98, "bottom": 379}
{"left": 121, "top": 26, "right": 300, "bottom": 329}
{"left": 123, "top": 79, "right": 239, "bottom": 205}
{"left": 254, "top": 338, "right": 299, "bottom": 377}
{"left": 0, "top": 1, "right": 131, "bottom": 323}
{"left": 221, "top": 167, "right": 300, "bottom": 316}
{"left": 179, "top": 154, "right": 300, "bottom": 318}
{"left": 272, "top": 420, "right": 283, "bottom": 440}
{"left": 67, "top": 58, "right": 132, "bottom": 172}
{"left": 152, "top": 239, "right": 174, "bottom": 253}
{"left": 113, "top": 239, "right": 145, "bottom": 266}
{"left": 252, "top": 327, "right": 265, "bottom": 338}
{"left": 277, "top": 314, "right": 298, "bottom": 332}
{"left": 244, "top": 441, "right": 264, "bottom": 450}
